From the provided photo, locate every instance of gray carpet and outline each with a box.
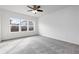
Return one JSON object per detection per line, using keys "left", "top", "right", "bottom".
{"left": 0, "top": 36, "right": 79, "bottom": 54}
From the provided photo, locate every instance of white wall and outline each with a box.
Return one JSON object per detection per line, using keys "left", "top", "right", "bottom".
{"left": 0, "top": 9, "right": 38, "bottom": 40}
{"left": 39, "top": 6, "right": 79, "bottom": 45}
{"left": 0, "top": 16, "right": 1, "bottom": 41}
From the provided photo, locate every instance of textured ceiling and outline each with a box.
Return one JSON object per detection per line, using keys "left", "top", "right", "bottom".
{"left": 0, "top": 5, "right": 69, "bottom": 18}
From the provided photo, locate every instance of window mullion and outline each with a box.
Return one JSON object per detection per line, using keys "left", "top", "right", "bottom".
{"left": 19, "top": 19, "right": 21, "bottom": 32}
{"left": 27, "top": 20, "right": 29, "bottom": 31}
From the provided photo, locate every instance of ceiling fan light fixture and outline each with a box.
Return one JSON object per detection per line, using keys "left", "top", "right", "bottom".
{"left": 32, "top": 10, "right": 37, "bottom": 14}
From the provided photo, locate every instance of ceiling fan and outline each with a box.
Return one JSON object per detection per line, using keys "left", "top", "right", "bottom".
{"left": 27, "top": 5, "right": 43, "bottom": 14}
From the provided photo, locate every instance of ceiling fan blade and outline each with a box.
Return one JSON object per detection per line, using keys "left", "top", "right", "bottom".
{"left": 27, "top": 6, "right": 33, "bottom": 9}
{"left": 27, "top": 10, "right": 33, "bottom": 11}
{"left": 37, "top": 10, "right": 43, "bottom": 12}
{"left": 37, "top": 6, "right": 40, "bottom": 9}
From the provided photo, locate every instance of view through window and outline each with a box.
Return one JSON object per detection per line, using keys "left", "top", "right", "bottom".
{"left": 10, "top": 17, "right": 34, "bottom": 32}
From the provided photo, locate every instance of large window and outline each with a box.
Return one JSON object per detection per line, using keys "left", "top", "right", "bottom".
{"left": 9, "top": 17, "right": 34, "bottom": 32}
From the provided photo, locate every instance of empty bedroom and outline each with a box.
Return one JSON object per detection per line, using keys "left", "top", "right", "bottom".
{"left": 0, "top": 5, "right": 79, "bottom": 54}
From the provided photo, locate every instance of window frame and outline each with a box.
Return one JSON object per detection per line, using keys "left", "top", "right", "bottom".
{"left": 20, "top": 21, "right": 27, "bottom": 31}
{"left": 28, "top": 20, "right": 35, "bottom": 31}
{"left": 9, "top": 17, "right": 20, "bottom": 32}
